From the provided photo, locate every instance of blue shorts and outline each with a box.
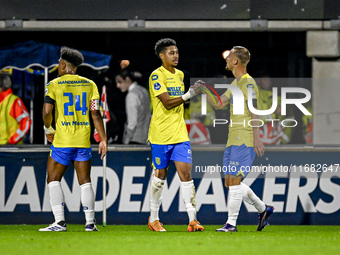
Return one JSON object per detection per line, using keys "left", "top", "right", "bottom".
{"left": 223, "top": 144, "right": 256, "bottom": 177}
{"left": 50, "top": 145, "right": 92, "bottom": 166}
{"left": 150, "top": 141, "right": 192, "bottom": 169}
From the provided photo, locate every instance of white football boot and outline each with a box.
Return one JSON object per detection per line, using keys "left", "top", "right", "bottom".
{"left": 39, "top": 221, "right": 67, "bottom": 232}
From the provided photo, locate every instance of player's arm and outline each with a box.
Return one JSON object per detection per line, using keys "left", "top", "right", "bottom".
{"left": 152, "top": 71, "right": 196, "bottom": 110}
{"left": 42, "top": 96, "right": 55, "bottom": 143}
{"left": 250, "top": 107, "right": 265, "bottom": 157}
{"left": 157, "top": 92, "right": 185, "bottom": 110}
{"left": 90, "top": 99, "right": 107, "bottom": 160}
{"left": 207, "top": 94, "right": 230, "bottom": 110}
{"left": 157, "top": 86, "right": 197, "bottom": 110}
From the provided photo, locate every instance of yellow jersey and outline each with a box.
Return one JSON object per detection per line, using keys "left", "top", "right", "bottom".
{"left": 45, "top": 74, "right": 100, "bottom": 148}
{"left": 224, "top": 73, "right": 259, "bottom": 147}
{"left": 148, "top": 66, "right": 189, "bottom": 144}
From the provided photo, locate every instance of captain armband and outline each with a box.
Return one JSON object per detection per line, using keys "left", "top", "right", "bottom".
{"left": 90, "top": 99, "right": 100, "bottom": 111}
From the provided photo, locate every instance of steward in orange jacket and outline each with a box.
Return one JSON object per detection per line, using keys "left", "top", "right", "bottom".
{"left": 0, "top": 74, "right": 31, "bottom": 144}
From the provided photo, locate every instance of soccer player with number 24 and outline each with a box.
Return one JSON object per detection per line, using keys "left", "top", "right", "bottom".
{"left": 40, "top": 47, "right": 107, "bottom": 232}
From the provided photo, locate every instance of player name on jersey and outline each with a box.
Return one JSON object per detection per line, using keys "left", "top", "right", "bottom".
{"left": 61, "top": 121, "right": 90, "bottom": 126}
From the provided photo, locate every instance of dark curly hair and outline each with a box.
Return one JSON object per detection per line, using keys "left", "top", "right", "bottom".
{"left": 154, "top": 38, "right": 177, "bottom": 58}
{"left": 60, "top": 46, "right": 84, "bottom": 67}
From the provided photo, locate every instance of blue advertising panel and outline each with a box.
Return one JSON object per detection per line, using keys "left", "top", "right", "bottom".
{"left": 0, "top": 146, "right": 339, "bottom": 225}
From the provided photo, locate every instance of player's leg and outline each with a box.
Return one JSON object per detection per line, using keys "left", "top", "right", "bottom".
{"left": 222, "top": 175, "right": 242, "bottom": 232}
{"left": 240, "top": 182, "right": 266, "bottom": 213}
{"left": 73, "top": 148, "right": 98, "bottom": 231}
{"left": 39, "top": 147, "right": 69, "bottom": 231}
{"left": 217, "top": 146, "right": 246, "bottom": 232}
{"left": 240, "top": 182, "right": 274, "bottom": 231}
{"left": 150, "top": 167, "right": 167, "bottom": 221}
{"left": 174, "top": 161, "right": 196, "bottom": 222}
{"left": 231, "top": 147, "right": 274, "bottom": 231}
{"left": 148, "top": 167, "right": 167, "bottom": 231}
{"left": 148, "top": 144, "right": 170, "bottom": 231}
{"left": 172, "top": 142, "right": 204, "bottom": 231}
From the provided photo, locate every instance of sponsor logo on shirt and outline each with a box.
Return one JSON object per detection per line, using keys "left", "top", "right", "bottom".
{"left": 152, "top": 74, "right": 158, "bottom": 81}
{"left": 167, "top": 86, "right": 183, "bottom": 96}
{"left": 154, "top": 82, "right": 161, "bottom": 90}
{"left": 58, "top": 80, "right": 90, "bottom": 85}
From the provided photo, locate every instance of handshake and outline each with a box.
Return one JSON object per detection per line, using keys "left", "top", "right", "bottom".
{"left": 181, "top": 80, "right": 209, "bottom": 101}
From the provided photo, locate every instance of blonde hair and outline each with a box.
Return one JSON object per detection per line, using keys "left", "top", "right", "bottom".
{"left": 232, "top": 46, "right": 250, "bottom": 66}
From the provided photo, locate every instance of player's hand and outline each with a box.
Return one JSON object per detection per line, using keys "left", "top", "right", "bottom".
{"left": 182, "top": 87, "right": 197, "bottom": 101}
{"left": 44, "top": 125, "right": 56, "bottom": 135}
{"left": 254, "top": 137, "right": 264, "bottom": 157}
{"left": 193, "top": 80, "right": 208, "bottom": 94}
{"left": 46, "top": 134, "right": 54, "bottom": 143}
{"left": 192, "top": 85, "right": 201, "bottom": 94}
{"left": 98, "top": 140, "right": 107, "bottom": 160}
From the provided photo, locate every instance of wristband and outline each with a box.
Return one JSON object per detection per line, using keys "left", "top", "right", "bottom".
{"left": 181, "top": 88, "right": 196, "bottom": 101}
{"left": 44, "top": 125, "right": 56, "bottom": 135}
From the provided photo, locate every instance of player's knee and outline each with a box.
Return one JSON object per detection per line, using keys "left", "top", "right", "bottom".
{"left": 154, "top": 168, "right": 167, "bottom": 180}
{"left": 47, "top": 173, "right": 62, "bottom": 183}
{"left": 77, "top": 176, "right": 91, "bottom": 185}
{"left": 180, "top": 171, "right": 192, "bottom": 182}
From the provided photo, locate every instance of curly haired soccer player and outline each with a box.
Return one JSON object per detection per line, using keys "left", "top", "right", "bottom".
{"left": 147, "top": 38, "right": 204, "bottom": 232}
{"left": 194, "top": 46, "right": 274, "bottom": 232}
{"left": 39, "top": 47, "right": 107, "bottom": 232}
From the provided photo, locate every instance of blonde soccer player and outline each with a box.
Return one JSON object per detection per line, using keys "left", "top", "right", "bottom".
{"left": 194, "top": 46, "right": 274, "bottom": 232}
{"left": 147, "top": 38, "right": 204, "bottom": 232}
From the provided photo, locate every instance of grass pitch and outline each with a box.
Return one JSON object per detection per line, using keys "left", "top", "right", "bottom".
{"left": 1, "top": 225, "right": 339, "bottom": 255}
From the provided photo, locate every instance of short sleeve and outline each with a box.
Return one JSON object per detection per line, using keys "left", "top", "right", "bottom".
{"left": 91, "top": 82, "right": 100, "bottom": 100}
{"left": 149, "top": 72, "right": 167, "bottom": 97}
{"left": 45, "top": 81, "right": 55, "bottom": 100}
{"left": 243, "top": 81, "right": 258, "bottom": 101}
{"left": 224, "top": 89, "right": 231, "bottom": 98}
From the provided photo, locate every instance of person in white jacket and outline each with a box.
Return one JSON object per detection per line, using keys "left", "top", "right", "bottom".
{"left": 115, "top": 67, "right": 151, "bottom": 144}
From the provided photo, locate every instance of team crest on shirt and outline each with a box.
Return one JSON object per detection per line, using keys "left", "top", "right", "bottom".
{"left": 152, "top": 74, "right": 158, "bottom": 81}
{"left": 154, "top": 82, "right": 161, "bottom": 91}
{"left": 155, "top": 157, "right": 161, "bottom": 165}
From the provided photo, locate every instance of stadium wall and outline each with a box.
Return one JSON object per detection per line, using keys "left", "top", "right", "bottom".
{"left": 0, "top": 145, "right": 339, "bottom": 225}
